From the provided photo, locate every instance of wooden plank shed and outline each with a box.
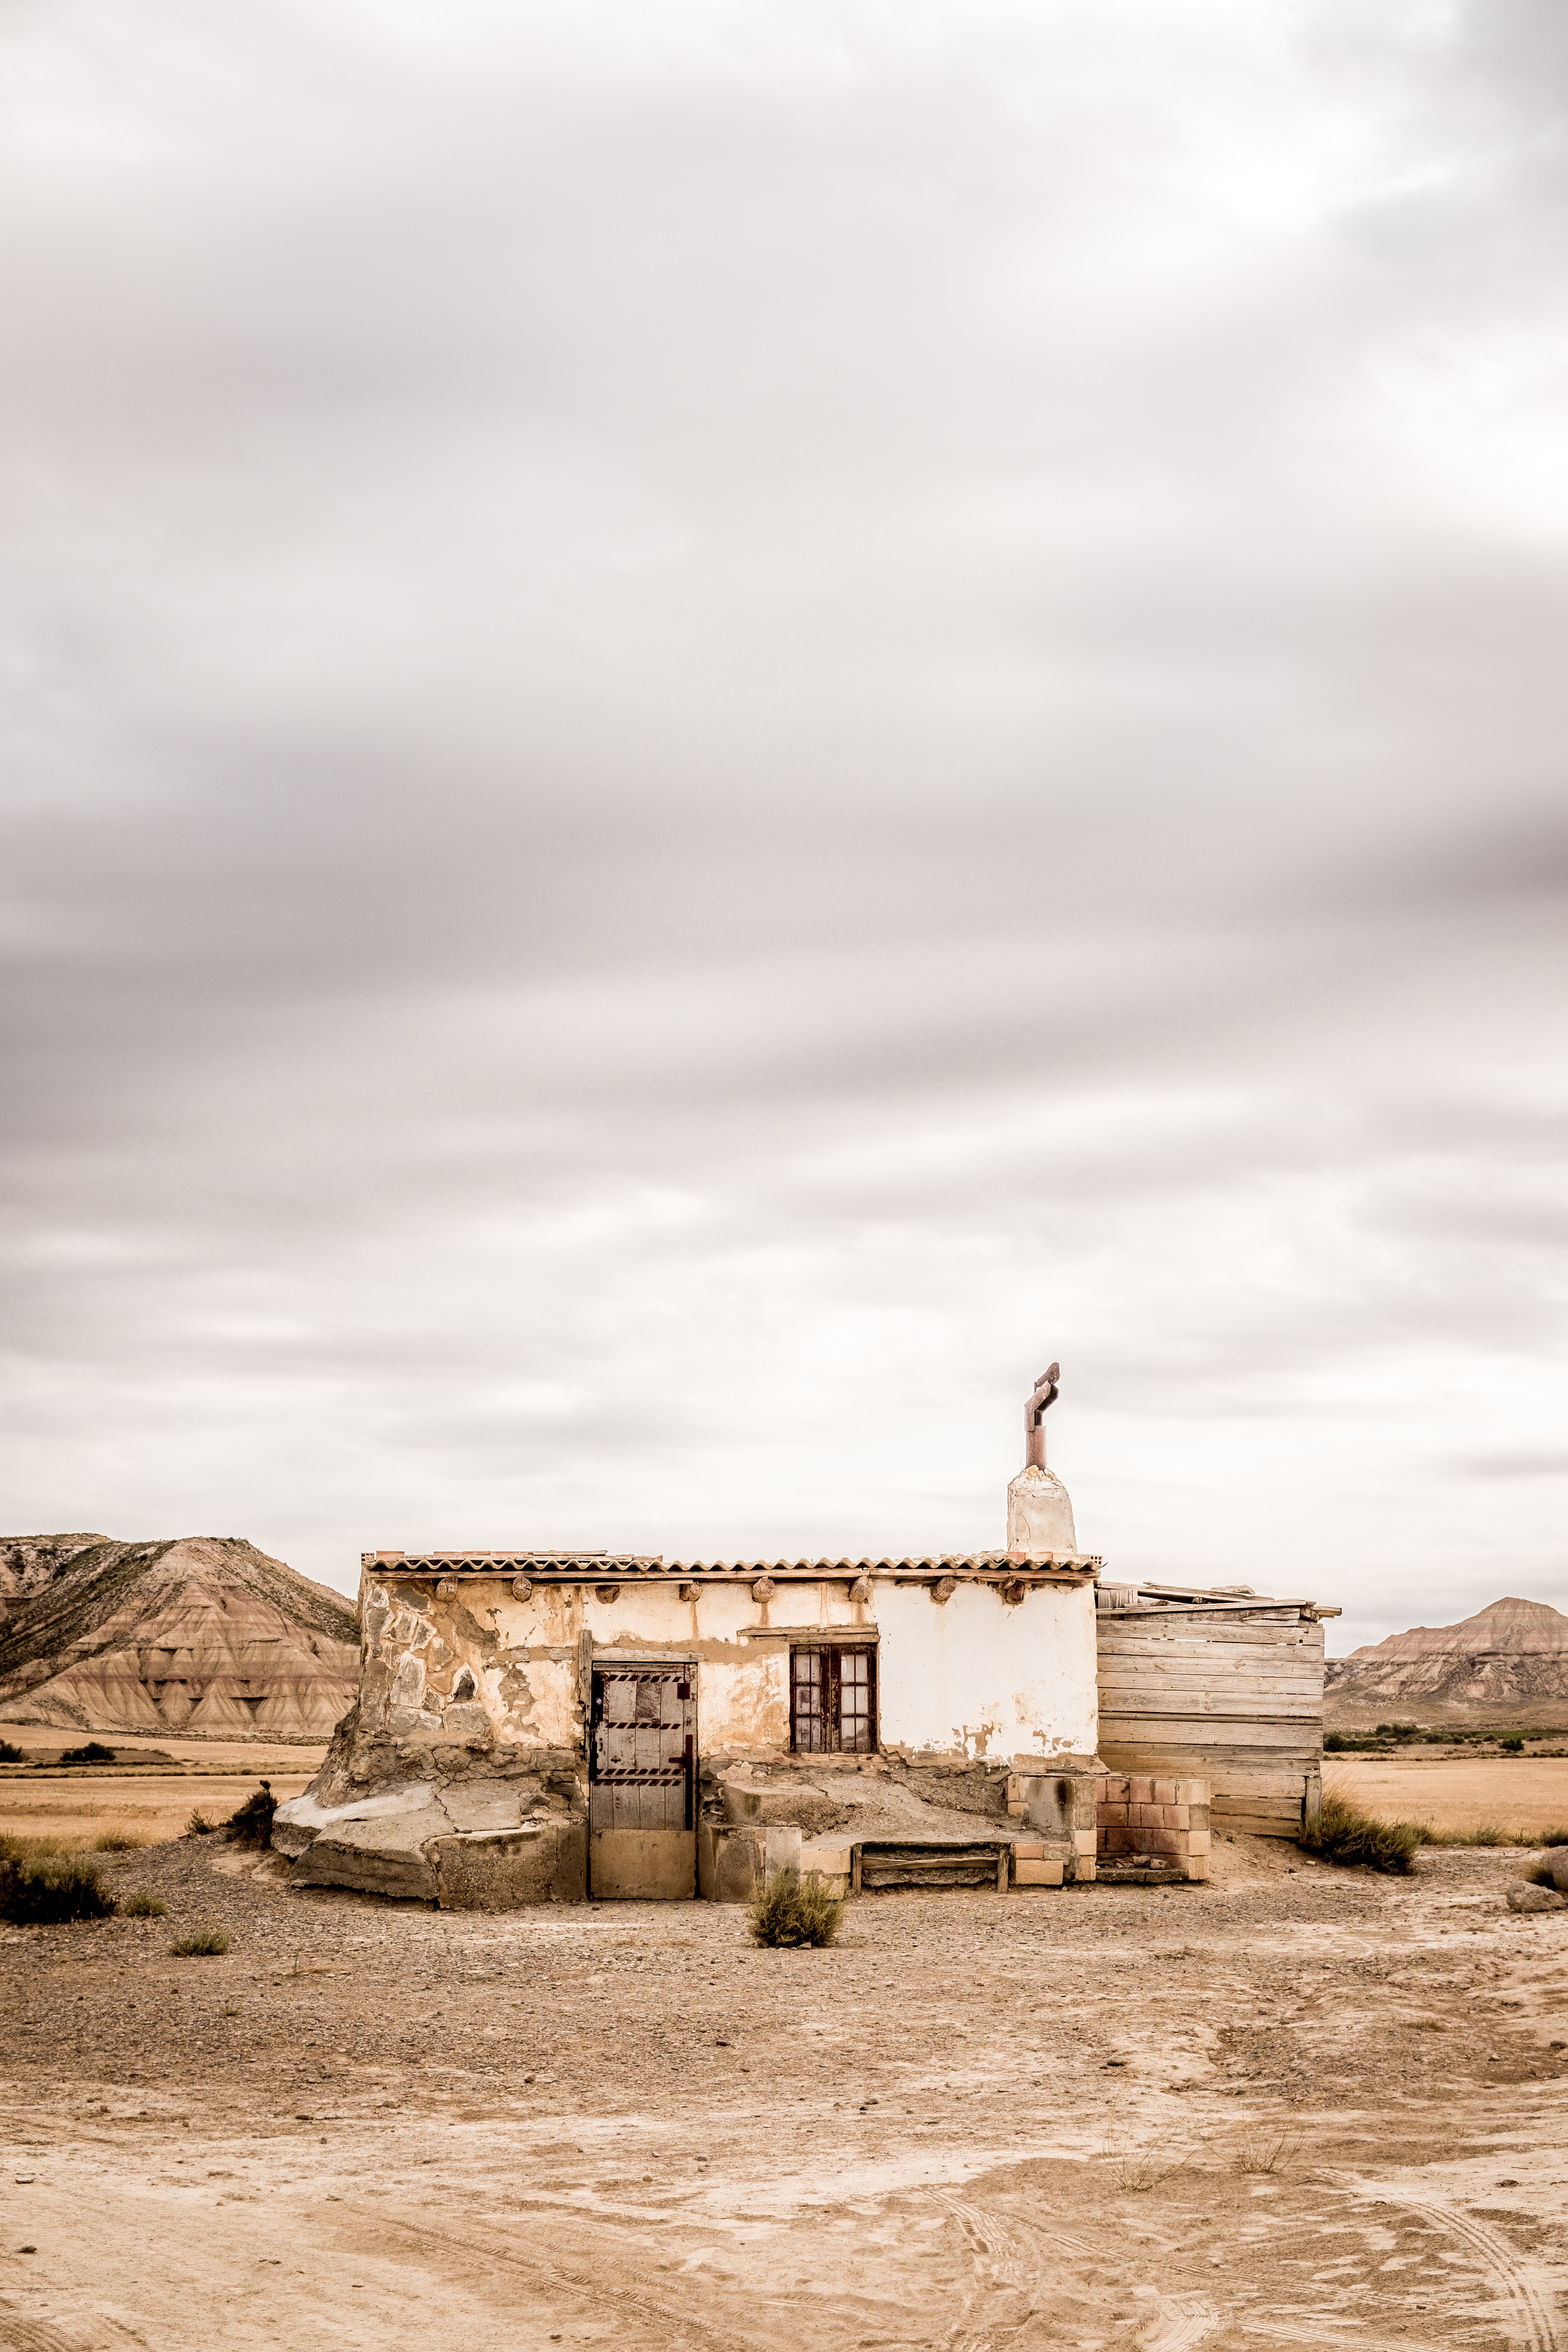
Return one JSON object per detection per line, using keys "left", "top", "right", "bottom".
{"left": 1095, "top": 1583, "right": 1341, "bottom": 1837}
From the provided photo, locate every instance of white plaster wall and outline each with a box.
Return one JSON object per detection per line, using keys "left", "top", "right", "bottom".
{"left": 361, "top": 1572, "right": 1097, "bottom": 1762}
{"left": 875, "top": 1581, "right": 1098, "bottom": 1760}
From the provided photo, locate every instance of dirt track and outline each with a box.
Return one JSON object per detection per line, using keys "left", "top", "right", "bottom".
{"left": 3, "top": 1834, "right": 1568, "bottom": 2349}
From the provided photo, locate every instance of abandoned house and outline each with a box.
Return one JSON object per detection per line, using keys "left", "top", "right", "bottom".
{"left": 272, "top": 1368, "right": 1339, "bottom": 1906}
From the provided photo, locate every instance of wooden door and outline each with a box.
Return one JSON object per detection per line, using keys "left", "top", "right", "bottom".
{"left": 589, "top": 1664, "right": 697, "bottom": 1898}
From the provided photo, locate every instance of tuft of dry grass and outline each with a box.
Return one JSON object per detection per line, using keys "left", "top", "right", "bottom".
{"left": 1100, "top": 2138, "right": 1181, "bottom": 2193}
{"left": 171, "top": 1927, "right": 229, "bottom": 1957}
{"left": 1234, "top": 2131, "right": 1298, "bottom": 2175}
{"left": 748, "top": 1868, "right": 844, "bottom": 1948}
{"left": 185, "top": 1809, "right": 217, "bottom": 1837}
{"left": 0, "top": 1831, "right": 75, "bottom": 1862}
{"left": 1298, "top": 1797, "right": 1431, "bottom": 1873}
{"left": 121, "top": 1891, "right": 168, "bottom": 1918}
{"left": 92, "top": 1830, "right": 149, "bottom": 1853}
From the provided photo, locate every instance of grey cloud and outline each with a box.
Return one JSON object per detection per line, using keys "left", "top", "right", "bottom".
{"left": 2, "top": 0, "right": 1566, "bottom": 1639}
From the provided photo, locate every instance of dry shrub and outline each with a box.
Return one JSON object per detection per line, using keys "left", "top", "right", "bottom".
{"left": 227, "top": 1782, "right": 276, "bottom": 1846}
{"left": 171, "top": 1928, "right": 229, "bottom": 1957}
{"left": 186, "top": 1809, "right": 217, "bottom": 1837}
{"left": 1298, "top": 1797, "right": 1430, "bottom": 1874}
{"left": 748, "top": 1867, "right": 844, "bottom": 1948}
{"left": 0, "top": 1855, "right": 116, "bottom": 1925}
{"left": 1234, "top": 2130, "right": 1297, "bottom": 2174}
{"left": 122, "top": 1891, "right": 168, "bottom": 1918}
{"left": 93, "top": 1830, "right": 147, "bottom": 1852}
{"left": 0, "top": 1739, "right": 24, "bottom": 1763}
{"left": 1100, "top": 2138, "right": 1181, "bottom": 2192}
{"left": 1539, "top": 1826, "right": 1568, "bottom": 1847}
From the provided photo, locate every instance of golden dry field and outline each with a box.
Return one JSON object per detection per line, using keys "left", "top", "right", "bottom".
{"left": 0, "top": 1728, "right": 325, "bottom": 1851}
{"left": 1327, "top": 1754, "right": 1568, "bottom": 1837}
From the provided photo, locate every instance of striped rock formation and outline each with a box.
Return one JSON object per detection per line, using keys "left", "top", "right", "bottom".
{"left": 0, "top": 1534, "right": 359, "bottom": 1737}
{"left": 1326, "top": 1595, "right": 1568, "bottom": 1722}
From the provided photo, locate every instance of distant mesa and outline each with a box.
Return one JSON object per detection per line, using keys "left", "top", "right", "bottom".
{"left": 1326, "top": 1595, "right": 1568, "bottom": 1726}
{"left": 0, "top": 1534, "right": 359, "bottom": 1739}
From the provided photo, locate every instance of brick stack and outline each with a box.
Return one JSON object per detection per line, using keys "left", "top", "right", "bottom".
{"left": 1096, "top": 1773, "right": 1211, "bottom": 1881}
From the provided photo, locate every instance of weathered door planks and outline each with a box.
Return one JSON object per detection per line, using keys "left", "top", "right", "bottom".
{"left": 589, "top": 1663, "right": 698, "bottom": 1897}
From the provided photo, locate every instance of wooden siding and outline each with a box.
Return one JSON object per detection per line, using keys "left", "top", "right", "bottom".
{"left": 1097, "top": 1608, "right": 1325, "bottom": 1837}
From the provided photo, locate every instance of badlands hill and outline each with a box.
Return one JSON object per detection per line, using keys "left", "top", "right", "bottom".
{"left": 1325, "top": 1595, "right": 1568, "bottom": 1725}
{"left": 0, "top": 1535, "right": 359, "bottom": 1738}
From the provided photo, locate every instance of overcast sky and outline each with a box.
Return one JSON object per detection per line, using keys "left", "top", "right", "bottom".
{"left": 4, "top": 0, "right": 1566, "bottom": 1648}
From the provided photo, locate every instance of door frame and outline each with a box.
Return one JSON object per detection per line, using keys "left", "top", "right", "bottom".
{"left": 587, "top": 1653, "right": 699, "bottom": 1900}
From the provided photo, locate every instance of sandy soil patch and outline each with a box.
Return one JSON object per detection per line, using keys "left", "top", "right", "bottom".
{"left": 1327, "top": 1757, "right": 1568, "bottom": 1838}
{"left": 3, "top": 1835, "right": 1568, "bottom": 2348}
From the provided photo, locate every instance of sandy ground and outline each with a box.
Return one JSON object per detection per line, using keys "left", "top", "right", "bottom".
{"left": 1326, "top": 1759, "right": 1568, "bottom": 1838}
{"left": 2, "top": 1830, "right": 1567, "bottom": 2350}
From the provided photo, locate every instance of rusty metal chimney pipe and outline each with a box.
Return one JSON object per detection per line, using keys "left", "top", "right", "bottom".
{"left": 1025, "top": 1363, "right": 1060, "bottom": 1471}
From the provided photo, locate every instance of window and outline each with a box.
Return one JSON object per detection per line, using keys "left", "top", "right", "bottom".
{"left": 790, "top": 1644, "right": 877, "bottom": 1753}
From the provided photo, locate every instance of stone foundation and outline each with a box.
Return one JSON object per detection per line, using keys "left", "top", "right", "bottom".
{"left": 271, "top": 1699, "right": 589, "bottom": 1907}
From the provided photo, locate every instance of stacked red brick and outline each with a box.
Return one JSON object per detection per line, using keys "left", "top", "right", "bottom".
{"left": 1096, "top": 1772, "right": 1211, "bottom": 1880}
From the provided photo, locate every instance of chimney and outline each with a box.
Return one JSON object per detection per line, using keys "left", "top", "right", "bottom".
{"left": 1006, "top": 1362, "right": 1078, "bottom": 1556}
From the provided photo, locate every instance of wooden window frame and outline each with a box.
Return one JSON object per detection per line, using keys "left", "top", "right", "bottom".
{"left": 789, "top": 1643, "right": 878, "bottom": 1755}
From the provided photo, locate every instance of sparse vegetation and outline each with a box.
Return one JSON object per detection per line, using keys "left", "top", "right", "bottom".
{"left": 0, "top": 1831, "right": 71, "bottom": 1862}
{"left": 59, "top": 1741, "right": 116, "bottom": 1765}
{"left": 0, "top": 1854, "right": 117, "bottom": 1924}
{"left": 121, "top": 1891, "right": 168, "bottom": 1917}
{"left": 227, "top": 1781, "right": 276, "bottom": 1846}
{"left": 1324, "top": 1722, "right": 1565, "bottom": 1753}
{"left": 93, "top": 1830, "right": 148, "bottom": 1852}
{"left": 1101, "top": 2138, "right": 1180, "bottom": 2193}
{"left": 171, "top": 1928, "right": 229, "bottom": 1957}
{"left": 1298, "top": 1795, "right": 1432, "bottom": 1873}
{"left": 1234, "top": 2131, "right": 1297, "bottom": 2175}
{"left": 1539, "top": 1826, "right": 1568, "bottom": 1847}
{"left": 186, "top": 1809, "right": 217, "bottom": 1836}
{"left": 0, "top": 1739, "right": 24, "bottom": 1763}
{"left": 747, "top": 1867, "right": 844, "bottom": 1948}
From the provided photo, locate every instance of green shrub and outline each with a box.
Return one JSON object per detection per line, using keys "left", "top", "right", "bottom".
{"left": 93, "top": 1830, "right": 147, "bottom": 1852}
{"left": 122, "top": 1891, "right": 168, "bottom": 1918}
{"left": 0, "top": 1855, "right": 117, "bottom": 1924}
{"left": 1298, "top": 1797, "right": 1430, "bottom": 1874}
{"left": 59, "top": 1741, "right": 116, "bottom": 1765}
{"left": 0, "top": 1739, "right": 24, "bottom": 1763}
{"left": 227, "top": 1782, "right": 276, "bottom": 1846}
{"left": 1500, "top": 1736, "right": 1525, "bottom": 1754}
{"left": 171, "top": 1928, "right": 229, "bottom": 1957}
{"left": 186, "top": 1809, "right": 216, "bottom": 1837}
{"left": 748, "top": 1867, "right": 844, "bottom": 1948}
